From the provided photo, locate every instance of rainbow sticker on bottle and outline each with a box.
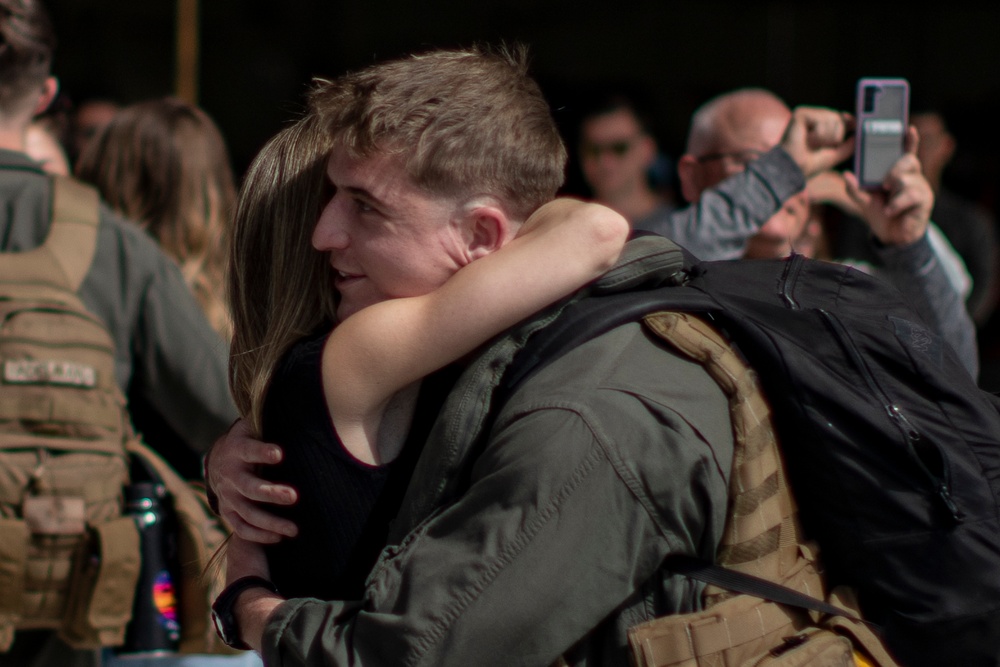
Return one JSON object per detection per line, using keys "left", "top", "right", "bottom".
{"left": 153, "top": 570, "right": 181, "bottom": 639}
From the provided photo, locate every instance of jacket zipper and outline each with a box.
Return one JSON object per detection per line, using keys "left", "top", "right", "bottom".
{"left": 779, "top": 254, "right": 805, "bottom": 309}
{"left": 818, "top": 308, "right": 963, "bottom": 523}
{"left": 774, "top": 256, "right": 963, "bottom": 522}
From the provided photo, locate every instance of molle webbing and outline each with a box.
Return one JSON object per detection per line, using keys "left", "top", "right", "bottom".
{"left": 644, "top": 312, "right": 806, "bottom": 594}
{"left": 628, "top": 312, "right": 898, "bottom": 667}
{"left": 0, "top": 176, "right": 140, "bottom": 651}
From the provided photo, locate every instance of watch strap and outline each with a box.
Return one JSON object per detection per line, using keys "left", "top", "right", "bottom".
{"left": 212, "top": 575, "right": 279, "bottom": 649}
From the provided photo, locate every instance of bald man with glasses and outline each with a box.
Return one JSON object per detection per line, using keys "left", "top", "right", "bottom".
{"left": 642, "top": 86, "right": 979, "bottom": 378}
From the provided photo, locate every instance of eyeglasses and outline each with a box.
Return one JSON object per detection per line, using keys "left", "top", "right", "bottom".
{"left": 580, "top": 135, "right": 642, "bottom": 160}
{"left": 695, "top": 149, "right": 765, "bottom": 169}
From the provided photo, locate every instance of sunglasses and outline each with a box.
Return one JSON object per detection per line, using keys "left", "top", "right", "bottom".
{"left": 581, "top": 135, "right": 642, "bottom": 159}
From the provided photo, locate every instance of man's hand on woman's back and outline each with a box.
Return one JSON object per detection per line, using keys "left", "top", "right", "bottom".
{"left": 206, "top": 418, "right": 299, "bottom": 543}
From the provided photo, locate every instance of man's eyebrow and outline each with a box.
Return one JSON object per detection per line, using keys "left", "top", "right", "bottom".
{"left": 343, "top": 185, "right": 391, "bottom": 211}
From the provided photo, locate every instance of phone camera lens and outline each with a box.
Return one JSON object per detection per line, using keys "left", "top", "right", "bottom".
{"left": 863, "top": 86, "right": 879, "bottom": 113}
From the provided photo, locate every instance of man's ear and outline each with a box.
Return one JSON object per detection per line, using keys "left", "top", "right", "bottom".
{"left": 677, "top": 154, "right": 704, "bottom": 204}
{"left": 33, "top": 77, "right": 59, "bottom": 116}
{"left": 463, "top": 201, "right": 512, "bottom": 261}
{"left": 938, "top": 132, "right": 957, "bottom": 165}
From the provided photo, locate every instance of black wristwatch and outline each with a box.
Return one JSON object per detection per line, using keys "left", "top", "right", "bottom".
{"left": 211, "top": 576, "right": 280, "bottom": 650}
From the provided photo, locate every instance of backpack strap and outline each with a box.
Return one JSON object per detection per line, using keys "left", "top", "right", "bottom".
{"left": 629, "top": 311, "right": 898, "bottom": 667}
{"left": 643, "top": 312, "right": 817, "bottom": 588}
{"left": 0, "top": 175, "right": 101, "bottom": 292}
{"left": 126, "top": 439, "right": 235, "bottom": 654}
{"left": 664, "top": 554, "right": 859, "bottom": 621}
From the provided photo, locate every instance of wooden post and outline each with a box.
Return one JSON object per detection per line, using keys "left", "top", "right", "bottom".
{"left": 175, "top": 0, "right": 199, "bottom": 105}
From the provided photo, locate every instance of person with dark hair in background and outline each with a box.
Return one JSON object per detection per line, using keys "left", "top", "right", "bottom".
{"left": 0, "top": 1, "right": 237, "bottom": 665}
{"left": 577, "top": 93, "right": 678, "bottom": 228}
{"left": 70, "top": 96, "right": 119, "bottom": 164}
{"left": 911, "top": 110, "right": 998, "bottom": 325}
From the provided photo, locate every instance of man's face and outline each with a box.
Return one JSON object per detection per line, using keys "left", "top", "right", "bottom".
{"left": 679, "top": 98, "right": 807, "bottom": 257}
{"left": 578, "top": 109, "right": 653, "bottom": 200}
{"left": 912, "top": 112, "right": 954, "bottom": 185}
{"left": 680, "top": 104, "right": 790, "bottom": 202}
{"left": 73, "top": 100, "right": 120, "bottom": 158}
{"left": 312, "top": 147, "right": 471, "bottom": 321}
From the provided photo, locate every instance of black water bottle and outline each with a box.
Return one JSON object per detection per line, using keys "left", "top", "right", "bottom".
{"left": 118, "top": 477, "right": 181, "bottom": 657}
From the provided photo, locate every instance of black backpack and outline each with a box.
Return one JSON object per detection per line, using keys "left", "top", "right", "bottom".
{"left": 500, "top": 249, "right": 1000, "bottom": 667}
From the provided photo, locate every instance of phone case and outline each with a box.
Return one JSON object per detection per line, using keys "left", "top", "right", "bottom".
{"left": 854, "top": 78, "right": 910, "bottom": 189}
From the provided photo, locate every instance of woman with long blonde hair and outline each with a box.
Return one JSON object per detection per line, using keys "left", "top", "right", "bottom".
{"left": 76, "top": 96, "right": 236, "bottom": 339}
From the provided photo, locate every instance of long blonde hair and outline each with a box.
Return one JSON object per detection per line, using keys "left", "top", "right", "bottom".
{"left": 75, "top": 96, "right": 236, "bottom": 339}
{"left": 227, "top": 113, "right": 337, "bottom": 435}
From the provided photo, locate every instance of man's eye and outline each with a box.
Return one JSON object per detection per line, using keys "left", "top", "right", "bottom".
{"left": 356, "top": 199, "right": 375, "bottom": 213}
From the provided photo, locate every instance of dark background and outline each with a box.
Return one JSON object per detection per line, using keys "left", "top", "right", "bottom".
{"left": 46, "top": 1, "right": 1000, "bottom": 206}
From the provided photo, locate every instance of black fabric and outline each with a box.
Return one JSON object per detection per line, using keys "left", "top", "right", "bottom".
{"left": 261, "top": 325, "right": 454, "bottom": 601}
{"left": 502, "top": 252, "right": 1000, "bottom": 667}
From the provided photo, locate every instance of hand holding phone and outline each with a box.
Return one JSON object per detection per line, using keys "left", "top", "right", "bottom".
{"left": 854, "top": 78, "right": 910, "bottom": 189}
{"left": 844, "top": 122, "right": 933, "bottom": 247}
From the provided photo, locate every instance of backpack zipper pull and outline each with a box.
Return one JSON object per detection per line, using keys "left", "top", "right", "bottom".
{"left": 892, "top": 408, "right": 964, "bottom": 524}
{"left": 937, "top": 482, "right": 964, "bottom": 523}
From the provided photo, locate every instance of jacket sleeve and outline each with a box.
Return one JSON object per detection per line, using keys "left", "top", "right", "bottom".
{"left": 633, "top": 147, "right": 806, "bottom": 261}
{"left": 83, "top": 207, "right": 238, "bottom": 454}
{"left": 260, "top": 347, "right": 732, "bottom": 666}
{"left": 129, "top": 249, "right": 238, "bottom": 453}
{"left": 872, "top": 229, "right": 979, "bottom": 380}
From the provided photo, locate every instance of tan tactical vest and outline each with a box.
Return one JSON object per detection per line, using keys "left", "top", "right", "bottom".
{"left": 0, "top": 176, "right": 231, "bottom": 654}
{"left": 627, "top": 312, "right": 900, "bottom": 667}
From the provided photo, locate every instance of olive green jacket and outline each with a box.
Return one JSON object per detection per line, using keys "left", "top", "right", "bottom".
{"left": 262, "top": 236, "right": 735, "bottom": 666}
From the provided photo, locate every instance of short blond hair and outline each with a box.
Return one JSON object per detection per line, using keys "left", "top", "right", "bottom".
{"left": 308, "top": 44, "right": 567, "bottom": 220}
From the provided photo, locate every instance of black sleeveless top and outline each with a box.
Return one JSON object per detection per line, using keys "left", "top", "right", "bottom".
{"left": 261, "top": 325, "right": 452, "bottom": 600}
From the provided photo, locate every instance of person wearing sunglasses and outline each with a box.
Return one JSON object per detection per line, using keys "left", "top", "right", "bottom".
{"left": 577, "top": 94, "right": 679, "bottom": 231}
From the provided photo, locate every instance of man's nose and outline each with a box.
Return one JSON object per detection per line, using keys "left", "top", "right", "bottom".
{"left": 312, "top": 198, "right": 348, "bottom": 251}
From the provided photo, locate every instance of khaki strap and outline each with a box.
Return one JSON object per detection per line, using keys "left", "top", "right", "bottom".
{"left": 127, "top": 438, "right": 233, "bottom": 654}
{"left": 0, "top": 387, "right": 122, "bottom": 430}
{"left": 0, "top": 176, "right": 100, "bottom": 291}
{"left": 0, "top": 518, "right": 29, "bottom": 651}
{"left": 87, "top": 517, "right": 141, "bottom": 641}
{"left": 60, "top": 517, "right": 141, "bottom": 648}
{"left": 643, "top": 312, "right": 803, "bottom": 580}
{"left": 632, "top": 312, "right": 900, "bottom": 667}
